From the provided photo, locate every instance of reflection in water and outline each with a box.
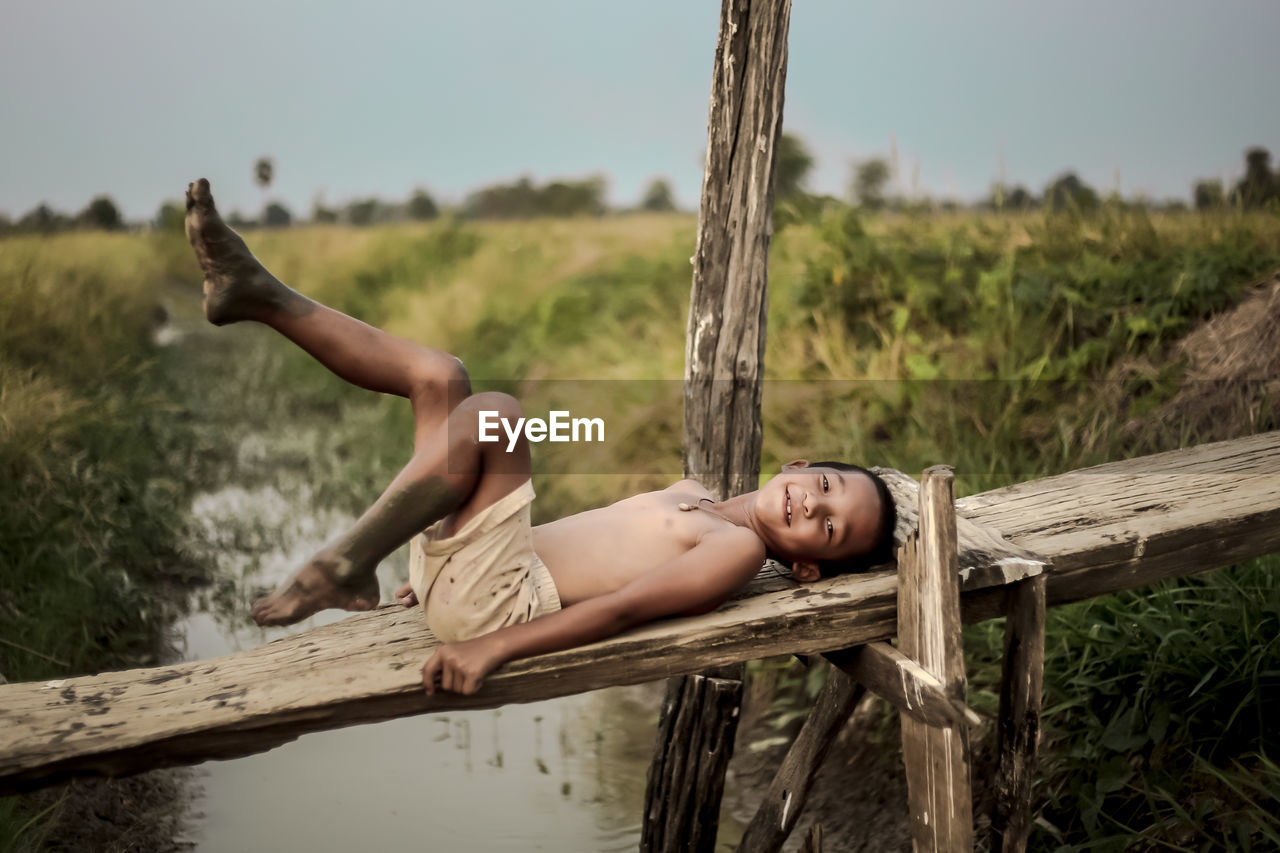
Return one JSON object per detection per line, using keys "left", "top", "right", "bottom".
{"left": 182, "top": 481, "right": 744, "bottom": 851}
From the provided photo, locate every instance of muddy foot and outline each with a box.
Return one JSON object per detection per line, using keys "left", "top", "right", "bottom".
{"left": 184, "top": 178, "right": 305, "bottom": 325}
{"left": 250, "top": 555, "right": 381, "bottom": 626}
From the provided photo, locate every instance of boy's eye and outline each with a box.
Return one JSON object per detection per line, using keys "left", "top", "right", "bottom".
{"left": 826, "top": 518, "right": 833, "bottom": 539}
{"left": 822, "top": 474, "right": 829, "bottom": 492}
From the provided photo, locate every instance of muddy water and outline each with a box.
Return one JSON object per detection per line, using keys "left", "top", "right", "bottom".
{"left": 179, "top": 481, "right": 746, "bottom": 851}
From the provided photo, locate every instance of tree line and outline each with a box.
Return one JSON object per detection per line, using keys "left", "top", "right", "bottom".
{"left": 3, "top": 142, "right": 1276, "bottom": 237}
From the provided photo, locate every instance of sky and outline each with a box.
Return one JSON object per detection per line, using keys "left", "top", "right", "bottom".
{"left": 2, "top": 0, "right": 1278, "bottom": 222}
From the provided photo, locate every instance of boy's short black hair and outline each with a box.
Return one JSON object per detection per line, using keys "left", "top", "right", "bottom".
{"left": 808, "top": 461, "right": 898, "bottom": 578}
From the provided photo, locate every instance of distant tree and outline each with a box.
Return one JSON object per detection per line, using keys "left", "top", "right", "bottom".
{"left": 1044, "top": 171, "right": 1099, "bottom": 212}
{"left": 0, "top": 213, "right": 11, "bottom": 236}
{"left": 407, "top": 188, "right": 440, "bottom": 220}
{"left": 774, "top": 133, "right": 814, "bottom": 201}
{"left": 346, "top": 198, "right": 380, "bottom": 226}
{"left": 263, "top": 201, "right": 293, "bottom": 228}
{"left": 1193, "top": 178, "right": 1225, "bottom": 211}
{"left": 254, "top": 156, "right": 275, "bottom": 191}
{"left": 463, "top": 175, "right": 606, "bottom": 219}
{"left": 640, "top": 178, "right": 677, "bottom": 212}
{"left": 18, "top": 203, "right": 71, "bottom": 234}
{"left": 78, "top": 195, "right": 124, "bottom": 230}
{"left": 311, "top": 198, "right": 338, "bottom": 224}
{"left": 851, "top": 158, "right": 890, "bottom": 210}
{"left": 1235, "top": 147, "right": 1277, "bottom": 209}
{"left": 155, "top": 200, "right": 185, "bottom": 232}
{"left": 1006, "top": 185, "right": 1035, "bottom": 210}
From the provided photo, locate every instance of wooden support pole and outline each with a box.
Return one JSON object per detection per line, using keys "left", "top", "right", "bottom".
{"left": 898, "top": 465, "right": 973, "bottom": 851}
{"left": 825, "top": 643, "right": 981, "bottom": 731}
{"left": 640, "top": 673, "right": 744, "bottom": 853}
{"left": 643, "top": 0, "right": 791, "bottom": 849}
{"left": 991, "top": 574, "right": 1047, "bottom": 852}
{"left": 736, "top": 669, "right": 865, "bottom": 853}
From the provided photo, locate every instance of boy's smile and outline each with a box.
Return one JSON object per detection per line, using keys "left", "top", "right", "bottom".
{"left": 757, "top": 462, "right": 882, "bottom": 571}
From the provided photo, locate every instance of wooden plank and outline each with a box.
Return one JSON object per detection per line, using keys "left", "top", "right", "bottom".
{"left": 640, "top": 674, "right": 743, "bottom": 853}
{"left": 898, "top": 466, "right": 973, "bottom": 851}
{"left": 873, "top": 467, "right": 1046, "bottom": 591}
{"left": 644, "top": 0, "right": 793, "bottom": 846}
{"left": 736, "top": 668, "right": 865, "bottom": 853}
{"left": 991, "top": 575, "right": 1046, "bottom": 853}
{"left": 825, "top": 643, "right": 981, "bottom": 731}
{"left": 2, "top": 432, "right": 1279, "bottom": 794}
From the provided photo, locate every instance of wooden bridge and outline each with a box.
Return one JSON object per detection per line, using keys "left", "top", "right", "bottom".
{"left": 4, "top": 431, "right": 1279, "bottom": 850}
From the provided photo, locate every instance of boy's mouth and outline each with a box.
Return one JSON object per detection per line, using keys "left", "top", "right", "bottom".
{"left": 785, "top": 487, "right": 792, "bottom": 526}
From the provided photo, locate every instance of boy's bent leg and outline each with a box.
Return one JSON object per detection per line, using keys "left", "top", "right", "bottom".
{"left": 184, "top": 178, "right": 471, "bottom": 422}
{"left": 250, "top": 391, "right": 531, "bottom": 626}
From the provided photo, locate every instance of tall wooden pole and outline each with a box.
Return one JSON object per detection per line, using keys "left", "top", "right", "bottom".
{"left": 641, "top": 1, "right": 792, "bottom": 851}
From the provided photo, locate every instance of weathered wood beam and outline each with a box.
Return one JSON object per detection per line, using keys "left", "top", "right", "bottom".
{"left": 736, "top": 668, "right": 865, "bottom": 853}
{"left": 640, "top": 673, "right": 743, "bottom": 853}
{"left": 825, "top": 642, "right": 981, "bottom": 731}
{"left": 991, "top": 575, "right": 1046, "bottom": 853}
{"left": 3, "top": 433, "right": 1279, "bottom": 795}
{"left": 873, "top": 467, "right": 1046, "bottom": 591}
{"left": 682, "top": 0, "right": 791, "bottom": 500}
{"left": 898, "top": 466, "right": 973, "bottom": 851}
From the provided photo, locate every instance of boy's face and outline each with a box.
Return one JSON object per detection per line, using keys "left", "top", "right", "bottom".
{"left": 757, "top": 461, "right": 883, "bottom": 582}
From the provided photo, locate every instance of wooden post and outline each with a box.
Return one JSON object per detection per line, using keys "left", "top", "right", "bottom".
{"left": 683, "top": 0, "right": 791, "bottom": 499}
{"left": 642, "top": 0, "right": 791, "bottom": 850}
{"left": 898, "top": 466, "right": 973, "bottom": 851}
{"left": 736, "top": 669, "right": 865, "bottom": 853}
{"left": 991, "top": 574, "right": 1046, "bottom": 852}
{"left": 640, "top": 673, "right": 744, "bottom": 853}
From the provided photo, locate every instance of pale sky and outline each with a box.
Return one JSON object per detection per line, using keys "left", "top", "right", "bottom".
{"left": 3, "top": 0, "right": 1277, "bottom": 221}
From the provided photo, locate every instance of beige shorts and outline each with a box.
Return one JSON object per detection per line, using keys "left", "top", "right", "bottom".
{"left": 408, "top": 480, "right": 562, "bottom": 644}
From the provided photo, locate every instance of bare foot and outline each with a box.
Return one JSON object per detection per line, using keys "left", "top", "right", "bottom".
{"left": 250, "top": 555, "right": 381, "bottom": 626}
{"left": 184, "top": 178, "right": 308, "bottom": 325}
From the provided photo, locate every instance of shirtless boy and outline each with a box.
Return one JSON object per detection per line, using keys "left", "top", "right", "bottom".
{"left": 184, "top": 178, "right": 896, "bottom": 697}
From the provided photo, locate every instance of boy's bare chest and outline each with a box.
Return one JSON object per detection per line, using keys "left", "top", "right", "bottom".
{"left": 532, "top": 490, "right": 724, "bottom": 604}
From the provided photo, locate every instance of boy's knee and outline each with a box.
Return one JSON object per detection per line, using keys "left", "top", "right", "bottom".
{"left": 454, "top": 392, "right": 524, "bottom": 445}
{"left": 410, "top": 353, "right": 471, "bottom": 408}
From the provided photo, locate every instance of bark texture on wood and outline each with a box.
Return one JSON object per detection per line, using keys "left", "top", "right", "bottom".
{"left": 991, "top": 575, "right": 1046, "bottom": 853}
{"left": 825, "top": 642, "right": 980, "bottom": 731}
{"left": 683, "top": 0, "right": 791, "bottom": 500}
{"left": 802, "top": 823, "right": 823, "bottom": 853}
{"left": 898, "top": 466, "right": 973, "bottom": 851}
{"left": 736, "top": 669, "right": 865, "bottom": 853}
{"left": 3, "top": 432, "right": 1279, "bottom": 794}
{"left": 640, "top": 674, "right": 744, "bottom": 853}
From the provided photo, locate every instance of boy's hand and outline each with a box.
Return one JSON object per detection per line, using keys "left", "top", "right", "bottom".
{"left": 422, "top": 636, "right": 503, "bottom": 696}
{"left": 396, "top": 581, "right": 418, "bottom": 607}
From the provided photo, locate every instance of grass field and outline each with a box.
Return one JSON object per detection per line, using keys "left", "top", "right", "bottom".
{"left": 2, "top": 204, "right": 1279, "bottom": 850}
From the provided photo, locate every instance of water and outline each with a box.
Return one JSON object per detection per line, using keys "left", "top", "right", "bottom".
{"left": 178, "top": 480, "right": 741, "bottom": 851}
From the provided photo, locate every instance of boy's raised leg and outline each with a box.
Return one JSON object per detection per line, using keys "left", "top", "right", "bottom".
{"left": 184, "top": 178, "right": 470, "bottom": 441}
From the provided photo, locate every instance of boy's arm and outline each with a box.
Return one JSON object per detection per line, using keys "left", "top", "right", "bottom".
{"left": 421, "top": 527, "right": 765, "bottom": 695}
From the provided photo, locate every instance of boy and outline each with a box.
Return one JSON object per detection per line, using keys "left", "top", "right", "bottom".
{"left": 184, "top": 179, "right": 895, "bottom": 698}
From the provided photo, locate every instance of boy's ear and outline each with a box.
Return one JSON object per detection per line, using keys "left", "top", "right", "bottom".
{"left": 781, "top": 459, "right": 811, "bottom": 471}
{"left": 791, "top": 560, "right": 821, "bottom": 583}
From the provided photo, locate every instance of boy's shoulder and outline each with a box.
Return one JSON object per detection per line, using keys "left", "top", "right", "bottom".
{"left": 664, "top": 477, "right": 712, "bottom": 495}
